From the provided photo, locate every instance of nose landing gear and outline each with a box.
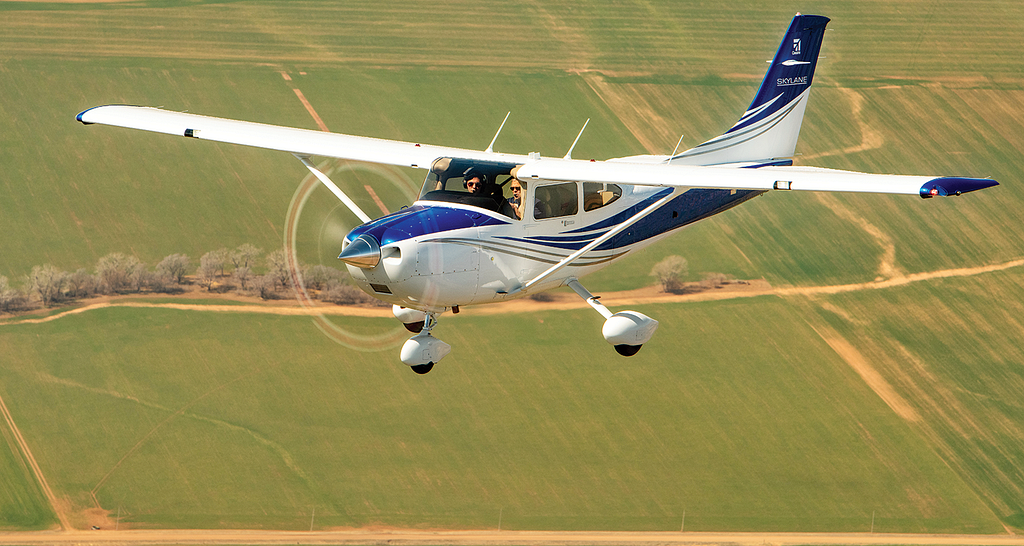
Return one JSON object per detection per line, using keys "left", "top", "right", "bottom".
{"left": 398, "top": 311, "right": 450, "bottom": 374}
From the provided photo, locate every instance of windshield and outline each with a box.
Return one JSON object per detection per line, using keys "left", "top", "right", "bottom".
{"left": 418, "top": 157, "right": 520, "bottom": 216}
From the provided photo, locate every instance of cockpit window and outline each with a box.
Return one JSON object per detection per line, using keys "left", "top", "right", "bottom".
{"left": 417, "top": 158, "right": 519, "bottom": 216}
{"left": 583, "top": 183, "right": 622, "bottom": 211}
{"left": 534, "top": 182, "right": 578, "bottom": 219}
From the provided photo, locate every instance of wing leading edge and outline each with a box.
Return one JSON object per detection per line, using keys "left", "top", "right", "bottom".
{"left": 513, "top": 159, "right": 997, "bottom": 199}
{"left": 76, "top": 104, "right": 527, "bottom": 170}
{"left": 79, "top": 105, "right": 996, "bottom": 199}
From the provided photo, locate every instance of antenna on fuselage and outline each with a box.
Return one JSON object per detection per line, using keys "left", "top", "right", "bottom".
{"left": 485, "top": 112, "right": 511, "bottom": 153}
{"left": 563, "top": 118, "right": 590, "bottom": 160}
{"left": 670, "top": 133, "right": 685, "bottom": 159}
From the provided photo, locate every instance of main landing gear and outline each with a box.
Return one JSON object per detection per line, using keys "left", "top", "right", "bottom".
{"left": 394, "top": 306, "right": 450, "bottom": 374}
{"left": 391, "top": 278, "right": 657, "bottom": 374}
{"left": 566, "top": 279, "right": 659, "bottom": 356}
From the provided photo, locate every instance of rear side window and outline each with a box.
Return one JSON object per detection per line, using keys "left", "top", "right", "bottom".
{"left": 534, "top": 183, "right": 578, "bottom": 219}
{"left": 583, "top": 183, "right": 622, "bottom": 211}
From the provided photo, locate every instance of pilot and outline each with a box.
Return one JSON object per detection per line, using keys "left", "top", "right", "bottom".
{"left": 465, "top": 174, "right": 486, "bottom": 195}
{"left": 463, "top": 168, "right": 488, "bottom": 196}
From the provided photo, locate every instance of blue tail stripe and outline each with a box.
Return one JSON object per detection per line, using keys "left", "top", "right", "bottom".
{"left": 727, "top": 14, "right": 830, "bottom": 134}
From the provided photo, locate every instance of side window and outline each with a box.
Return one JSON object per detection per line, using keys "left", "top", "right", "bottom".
{"left": 534, "top": 182, "right": 579, "bottom": 220}
{"left": 583, "top": 183, "right": 621, "bottom": 211}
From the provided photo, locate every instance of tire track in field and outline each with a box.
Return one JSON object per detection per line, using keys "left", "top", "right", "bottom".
{"left": 0, "top": 386, "right": 71, "bottom": 530}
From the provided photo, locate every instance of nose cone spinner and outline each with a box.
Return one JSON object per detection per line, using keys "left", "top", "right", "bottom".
{"left": 339, "top": 234, "right": 381, "bottom": 269}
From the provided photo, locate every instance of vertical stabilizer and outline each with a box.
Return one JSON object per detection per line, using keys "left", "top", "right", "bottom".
{"left": 672, "top": 14, "right": 830, "bottom": 165}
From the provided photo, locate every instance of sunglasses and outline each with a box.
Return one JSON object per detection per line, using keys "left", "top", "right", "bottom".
{"left": 510, "top": 186, "right": 521, "bottom": 191}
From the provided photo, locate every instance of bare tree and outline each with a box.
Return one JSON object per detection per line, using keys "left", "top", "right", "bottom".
{"left": 303, "top": 264, "right": 344, "bottom": 292}
{"left": 156, "top": 254, "right": 191, "bottom": 284}
{"left": 208, "top": 248, "right": 231, "bottom": 276}
{"left": 66, "top": 269, "right": 99, "bottom": 298}
{"left": 0, "top": 276, "right": 27, "bottom": 313}
{"left": 128, "top": 267, "right": 154, "bottom": 293}
{"left": 265, "top": 249, "right": 292, "bottom": 291}
{"left": 699, "top": 272, "right": 730, "bottom": 290}
{"left": 96, "top": 253, "right": 143, "bottom": 294}
{"left": 231, "top": 243, "right": 262, "bottom": 269}
{"left": 28, "top": 264, "right": 68, "bottom": 307}
{"left": 249, "top": 274, "right": 277, "bottom": 300}
{"left": 321, "top": 282, "right": 371, "bottom": 305}
{"left": 196, "top": 252, "right": 221, "bottom": 290}
{"left": 650, "top": 255, "right": 688, "bottom": 293}
{"left": 233, "top": 265, "right": 253, "bottom": 290}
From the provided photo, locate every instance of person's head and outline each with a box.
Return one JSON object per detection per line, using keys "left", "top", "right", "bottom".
{"left": 465, "top": 175, "right": 485, "bottom": 194}
{"left": 510, "top": 178, "right": 525, "bottom": 196}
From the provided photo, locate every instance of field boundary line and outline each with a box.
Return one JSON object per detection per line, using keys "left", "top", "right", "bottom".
{"left": 0, "top": 387, "right": 70, "bottom": 530}
{"left": 0, "top": 529, "right": 1022, "bottom": 546}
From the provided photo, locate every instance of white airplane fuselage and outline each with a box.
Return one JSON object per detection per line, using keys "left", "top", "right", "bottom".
{"left": 343, "top": 180, "right": 763, "bottom": 312}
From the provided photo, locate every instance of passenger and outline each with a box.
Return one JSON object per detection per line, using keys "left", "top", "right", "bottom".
{"left": 508, "top": 179, "right": 526, "bottom": 220}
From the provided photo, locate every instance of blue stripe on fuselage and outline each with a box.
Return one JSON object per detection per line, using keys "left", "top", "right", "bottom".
{"left": 344, "top": 204, "right": 510, "bottom": 245}
{"left": 596, "top": 188, "right": 763, "bottom": 250}
{"left": 496, "top": 188, "right": 763, "bottom": 252}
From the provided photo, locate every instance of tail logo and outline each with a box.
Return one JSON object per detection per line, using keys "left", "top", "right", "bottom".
{"left": 777, "top": 76, "right": 808, "bottom": 87}
{"left": 792, "top": 38, "right": 801, "bottom": 56}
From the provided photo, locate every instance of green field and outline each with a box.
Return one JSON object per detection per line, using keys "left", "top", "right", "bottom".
{"left": 0, "top": 299, "right": 1009, "bottom": 532}
{"left": 2, "top": 0, "right": 1024, "bottom": 534}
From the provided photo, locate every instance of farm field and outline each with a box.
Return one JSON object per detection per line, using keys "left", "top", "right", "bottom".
{"left": 1, "top": 0, "right": 1023, "bottom": 536}
{"left": 0, "top": 291, "right": 1011, "bottom": 533}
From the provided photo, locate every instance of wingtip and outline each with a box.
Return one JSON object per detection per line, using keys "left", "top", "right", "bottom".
{"left": 76, "top": 106, "right": 100, "bottom": 124}
{"left": 920, "top": 177, "right": 999, "bottom": 198}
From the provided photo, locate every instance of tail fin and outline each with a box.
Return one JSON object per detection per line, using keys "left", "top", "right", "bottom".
{"left": 672, "top": 14, "right": 830, "bottom": 166}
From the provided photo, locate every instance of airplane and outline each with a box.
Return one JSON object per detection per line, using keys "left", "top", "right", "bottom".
{"left": 77, "top": 14, "right": 997, "bottom": 374}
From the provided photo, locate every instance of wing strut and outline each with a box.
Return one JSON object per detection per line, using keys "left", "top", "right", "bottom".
{"left": 512, "top": 189, "right": 678, "bottom": 294}
{"left": 294, "top": 155, "right": 372, "bottom": 223}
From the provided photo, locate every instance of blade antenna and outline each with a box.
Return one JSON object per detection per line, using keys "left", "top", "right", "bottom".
{"left": 563, "top": 118, "right": 590, "bottom": 160}
{"left": 485, "top": 112, "right": 511, "bottom": 153}
{"left": 294, "top": 154, "right": 372, "bottom": 223}
{"left": 670, "top": 133, "right": 685, "bottom": 158}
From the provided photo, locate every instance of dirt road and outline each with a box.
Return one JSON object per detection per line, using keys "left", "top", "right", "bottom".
{"left": 1, "top": 528, "right": 1023, "bottom": 546}
{"left": 5, "top": 257, "right": 1021, "bottom": 327}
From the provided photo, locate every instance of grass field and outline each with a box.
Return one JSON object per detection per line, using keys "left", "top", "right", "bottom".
{"left": 0, "top": 298, "right": 1008, "bottom": 532}
{"left": 1, "top": 0, "right": 1023, "bottom": 534}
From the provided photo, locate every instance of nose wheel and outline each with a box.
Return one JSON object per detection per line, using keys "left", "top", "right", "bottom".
{"left": 399, "top": 312, "right": 450, "bottom": 374}
{"left": 411, "top": 363, "right": 434, "bottom": 374}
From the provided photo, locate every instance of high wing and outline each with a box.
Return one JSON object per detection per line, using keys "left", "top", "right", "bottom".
{"left": 78, "top": 105, "right": 996, "bottom": 199}
{"left": 77, "top": 105, "right": 530, "bottom": 170}
{"left": 513, "top": 159, "right": 998, "bottom": 198}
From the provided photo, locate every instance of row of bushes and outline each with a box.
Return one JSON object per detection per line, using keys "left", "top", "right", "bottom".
{"left": 650, "top": 255, "right": 734, "bottom": 293}
{"left": 0, "top": 244, "right": 384, "bottom": 314}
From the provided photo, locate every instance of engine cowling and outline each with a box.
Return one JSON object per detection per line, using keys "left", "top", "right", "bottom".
{"left": 602, "top": 311, "right": 659, "bottom": 356}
